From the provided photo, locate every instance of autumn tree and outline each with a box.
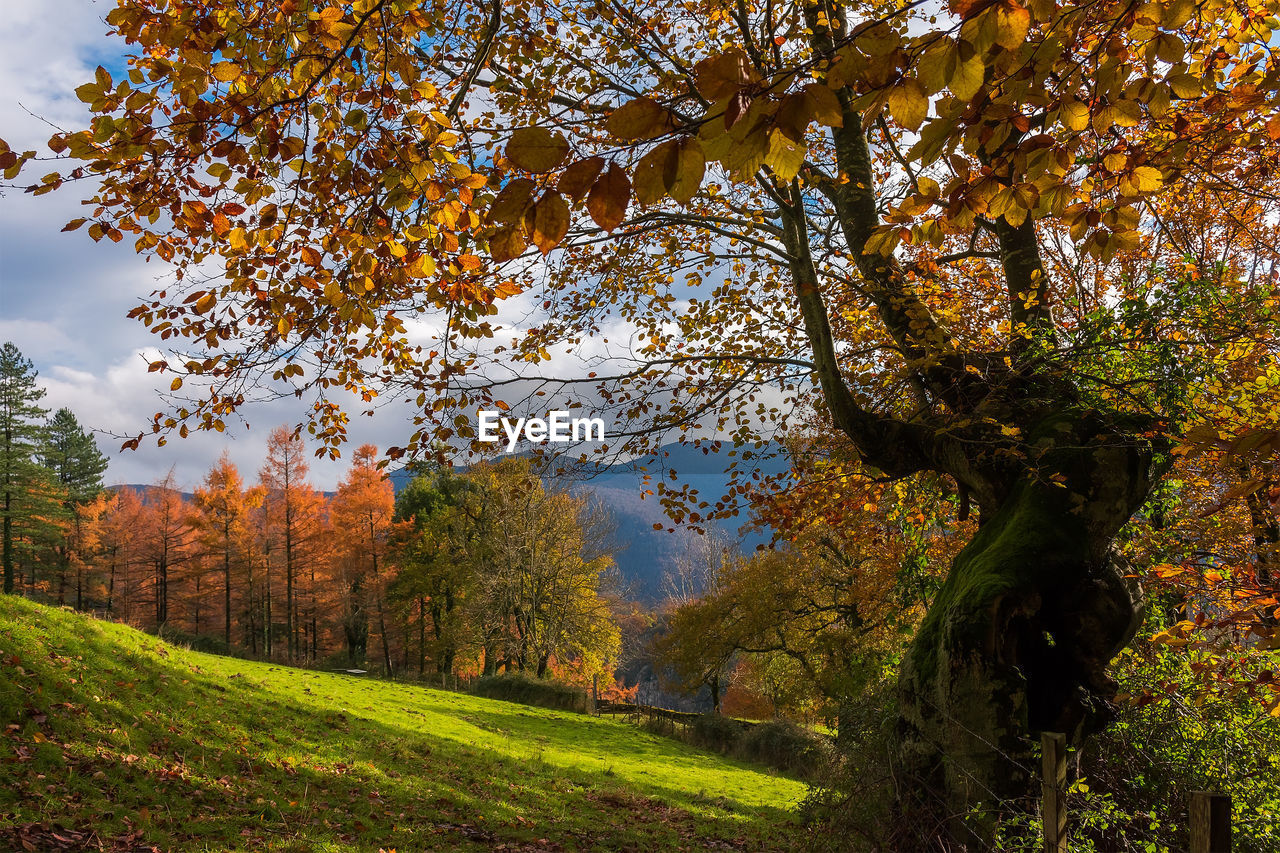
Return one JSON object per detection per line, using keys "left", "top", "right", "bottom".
{"left": 466, "top": 459, "right": 620, "bottom": 680}
{"left": 14, "top": 0, "right": 1280, "bottom": 840}
{"left": 192, "top": 452, "right": 256, "bottom": 646}
{"left": 259, "top": 427, "right": 325, "bottom": 662}
{"left": 138, "top": 470, "right": 195, "bottom": 628}
{"left": 330, "top": 444, "right": 397, "bottom": 672}
{"left": 98, "top": 486, "right": 145, "bottom": 622}
{"left": 474, "top": 3, "right": 1280, "bottom": 837}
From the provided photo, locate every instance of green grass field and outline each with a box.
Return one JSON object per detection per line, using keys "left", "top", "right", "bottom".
{"left": 0, "top": 597, "right": 807, "bottom": 851}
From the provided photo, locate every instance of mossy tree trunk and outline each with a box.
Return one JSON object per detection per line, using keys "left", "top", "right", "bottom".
{"left": 893, "top": 423, "right": 1159, "bottom": 848}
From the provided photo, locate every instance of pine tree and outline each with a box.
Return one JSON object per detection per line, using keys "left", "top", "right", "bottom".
{"left": 42, "top": 408, "right": 110, "bottom": 606}
{"left": 42, "top": 408, "right": 108, "bottom": 502}
{"left": 0, "top": 342, "right": 51, "bottom": 594}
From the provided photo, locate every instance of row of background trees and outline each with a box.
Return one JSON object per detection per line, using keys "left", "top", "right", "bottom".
{"left": 0, "top": 341, "right": 621, "bottom": 684}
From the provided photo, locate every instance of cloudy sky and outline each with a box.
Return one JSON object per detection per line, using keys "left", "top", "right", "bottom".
{"left": 0, "top": 0, "right": 461, "bottom": 490}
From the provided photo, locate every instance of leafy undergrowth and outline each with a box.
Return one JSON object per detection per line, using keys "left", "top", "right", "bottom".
{"left": 0, "top": 598, "right": 807, "bottom": 851}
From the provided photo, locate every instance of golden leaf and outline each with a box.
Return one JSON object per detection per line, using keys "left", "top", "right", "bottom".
{"left": 993, "top": 1, "right": 1031, "bottom": 50}
{"left": 212, "top": 62, "right": 242, "bottom": 82}
{"left": 506, "top": 128, "right": 570, "bottom": 174}
{"left": 666, "top": 139, "right": 705, "bottom": 206}
{"left": 951, "top": 54, "right": 985, "bottom": 101}
{"left": 1130, "top": 166, "right": 1163, "bottom": 193}
{"left": 803, "top": 84, "right": 844, "bottom": 128}
{"left": 888, "top": 79, "right": 928, "bottom": 131}
{"left": 605, "top": 97, "right": 671, "bottom": 141}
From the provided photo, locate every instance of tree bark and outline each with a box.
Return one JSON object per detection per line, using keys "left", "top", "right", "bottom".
{"left": 895, "top": 431, "right": 1156, "bottom": 848}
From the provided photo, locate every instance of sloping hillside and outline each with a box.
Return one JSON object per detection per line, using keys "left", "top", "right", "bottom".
{"left": 0, "top": 598, "right": 807, "bottom": 852}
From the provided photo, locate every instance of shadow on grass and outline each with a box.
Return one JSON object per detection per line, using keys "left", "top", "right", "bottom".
{"left": 0, "top": 598, "right": 804, "bottom": 852}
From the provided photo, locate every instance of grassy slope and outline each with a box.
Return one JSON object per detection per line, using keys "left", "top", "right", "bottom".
{"left": 0, "top": 598, "right": 807, "bottom": 852}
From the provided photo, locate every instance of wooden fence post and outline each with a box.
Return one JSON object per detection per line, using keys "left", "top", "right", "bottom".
{"left": 1042, "top": 731, "right": 1067, "bottom": 853}
{"left": 1189, "top": 792, "right": 1231, "bottom": 853}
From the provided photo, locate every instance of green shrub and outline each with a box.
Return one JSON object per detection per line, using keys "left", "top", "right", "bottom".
{"left": 980, "top": 639, "right": 1280, "bottom": 853}
{"left": 739, "top": 720, "right": 832, "bottom": 777}
{"left": 686, "top": 713, "right": 749, "bottom": 753}
{"left": 471, "top": 672, "right": 589, "bottom": 713}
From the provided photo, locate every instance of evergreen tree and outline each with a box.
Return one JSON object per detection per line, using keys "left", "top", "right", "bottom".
{"left": 0, "top": 342, "right": 51, "bottom": 594}
{"left": 42, "top": 408, "right": 108, "bottom": 502}
{"left": 42, "top": 408, "right": 109, "bottom": 607}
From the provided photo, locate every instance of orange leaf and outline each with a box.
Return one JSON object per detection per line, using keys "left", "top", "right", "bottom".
{"left": 558, "top": 156, "right": 605, "bottom": 203}
{"left": 587, "top": 164, "right": 630, "bottom": 231}
{"left": 526, "top": 192, "right": 570, "bottom": 254}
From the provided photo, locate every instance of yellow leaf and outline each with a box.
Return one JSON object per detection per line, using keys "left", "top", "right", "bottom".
{"left": 888, "top": 79, "right": 928, "bottom": 131}
{"left": 212, "top": 62, "right": 242, "bottom": 83}
{"left": 506, "top": 127, "right": 569, "bottom": 174}
{"left": 194, "top": 293, "right": 216, "bottom": 314}
{"left": 918, "top": 38, "right": 959, "bottom": 95}
{"left": 765, "top": 131, "right": 806, "bottom": 181}
{"left": 228, "top": 228, "right": 248, "bottom": 252}
{"left": 667, "top": 138, "right": 705, "bottom": 206}
{"left": 1167, "top": 73, "right": 1201, "bottom": 99}
{"left": 605, "top": 98, "right": 671, "bottom": 141}
{"left": 1112, "top": 100, "right": 1143, "bottom": 127}
{"left": 170, "top": 377, "right": 183, "bottom": 391}
{"left": 410, "top": 255, "right": 437, "bottom": 277}
{"left": 994, "top": 1, "right": 1031, "bottom": 50}
{"left": 803, "top": 84, "right": 844, "bottom": 127}
{"left": 1130, "top": 166, "right": 1163, "bottom": 192}
{"left": 951, "top": 54, "right": 985, "bottom": 101}
{"left": 1059, "top": 99, "right": 1089, "bottom": 131}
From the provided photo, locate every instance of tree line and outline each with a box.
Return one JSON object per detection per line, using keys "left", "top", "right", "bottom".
{"left": 0, "top": 342, "right": 620, "bottom": 683}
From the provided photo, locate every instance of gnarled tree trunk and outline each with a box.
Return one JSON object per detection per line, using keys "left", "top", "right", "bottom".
{"left": 894, "top": 424, "right": 1159, "bottom": 848}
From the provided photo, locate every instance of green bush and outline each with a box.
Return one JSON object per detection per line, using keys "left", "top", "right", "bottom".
{"left": 981, "top": 639, "right": 1280, "bottom": 853}
{"left": 739, "top": 720, "right": 832, "bottom": 777}
{"left": 686, "top": 713, "right": 749, "bottom": 753}
{"left": 470, "top": 672, "right": 589, "bottom": 713}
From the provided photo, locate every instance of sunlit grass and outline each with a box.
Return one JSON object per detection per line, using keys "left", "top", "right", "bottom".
{"left": 0, "top": 596, "right": 806, "bottom": 851}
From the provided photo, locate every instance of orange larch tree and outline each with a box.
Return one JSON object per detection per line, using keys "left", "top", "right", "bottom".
{"left": 330, "top": 444, "right": 397, "bottom": 673}
{"left": 258, "top": 427, "right": 326, "bottom": 662}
